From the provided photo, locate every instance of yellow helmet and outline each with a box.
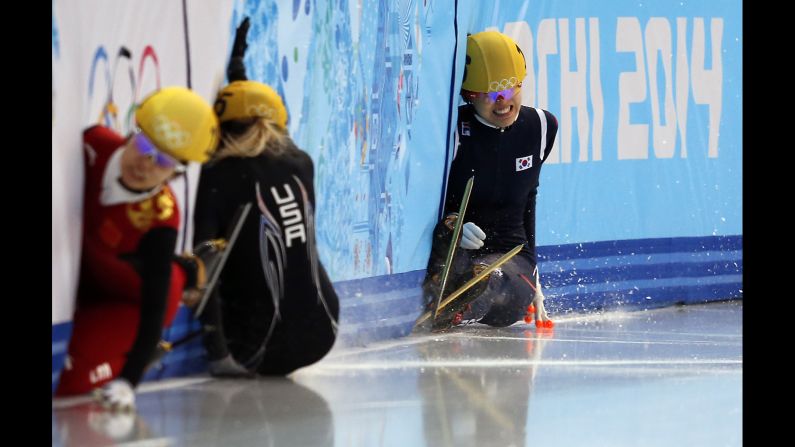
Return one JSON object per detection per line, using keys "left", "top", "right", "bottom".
{"left": 461, "top": 31, "right": 526, "bottom": 93}
{"left": 214, "top": 80, "right": 288, "bottom": 129}
{"left": 135, "top": 86, "right": 220, "bottom": 163}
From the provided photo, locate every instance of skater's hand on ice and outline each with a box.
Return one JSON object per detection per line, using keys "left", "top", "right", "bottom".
{"left": 459, "top": 222, "right": 486, "bottom": 250}
{"left": 94, "top": 378, "right": 136, "bottom": 412}
{"left": 86, "top": 408, "right": 136, "bottom": 440}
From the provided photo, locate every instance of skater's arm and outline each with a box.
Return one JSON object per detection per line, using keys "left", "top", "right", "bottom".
{"left": 301, "top": 150, "right": 317, "bottom": 206}
{"left": 539, "top": 110, "right": 558, "bottom": 163}
{"left": 226, "top": 17, "right": 250, "bottom": 82}
{"left": 119, "top": 227, "right": 178, "bottom": 387}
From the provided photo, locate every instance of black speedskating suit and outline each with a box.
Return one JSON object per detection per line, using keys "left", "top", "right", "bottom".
{"left": 424, "top": 104, "right": 558, "bottom": 327}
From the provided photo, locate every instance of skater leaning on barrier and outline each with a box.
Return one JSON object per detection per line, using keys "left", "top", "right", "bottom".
{"left": 191, "top": 17, "right": 339, "bottom": 378}
{"left": 421, "top": 30, "right": 558, "bottom": 331}
{"left": 55, "top": 87, "right": 220, "bottom": 410}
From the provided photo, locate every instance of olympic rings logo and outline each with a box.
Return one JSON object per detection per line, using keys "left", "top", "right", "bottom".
{"left": 488, "top": 77, "right": 518, "bottom": 93}
{"left": 87, "top": 45, "right": 162, "bottom": 134}
{"left": 248, "top": 104, "right": 275, "bottom": 119}
{"left": 151, "top": 115, "right": 190, "bottom": 151}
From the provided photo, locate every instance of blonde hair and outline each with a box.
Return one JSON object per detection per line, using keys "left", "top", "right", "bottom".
{"left": 214, "top": 118, "right": 292, "bottom": 160}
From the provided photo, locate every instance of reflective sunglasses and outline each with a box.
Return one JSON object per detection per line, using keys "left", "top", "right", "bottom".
{"left": 482, "top": 84, "right": 522, "bottom": 103}
{"left": 464, "top": 83, "right": 523, "bottom": 104}
{"left": 133, "top": 131, "right": 186, "bottom": 173}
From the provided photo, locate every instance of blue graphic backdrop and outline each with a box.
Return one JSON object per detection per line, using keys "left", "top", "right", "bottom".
{"left": 216, "top": 0, "right": 742, "bottom": 349}
{"left": 233, "top": 0, "right": 741, "bottom": 284}
{"left": 457, "top": 0, "right": 742, "bottom": 245}
{"left": 232, "top": 0, "right": 456, "bottom": 282}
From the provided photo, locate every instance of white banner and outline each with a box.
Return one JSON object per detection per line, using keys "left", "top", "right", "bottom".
{"left": 52, "top": 0, "right": 233, "bottom": 325}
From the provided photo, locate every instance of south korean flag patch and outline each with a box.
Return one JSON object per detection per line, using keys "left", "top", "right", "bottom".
{"left": 515, "top": 155, "right": 533, "bottom": 171}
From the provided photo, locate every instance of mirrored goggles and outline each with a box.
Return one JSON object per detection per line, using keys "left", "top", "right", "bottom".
{"left": 464, "top": 83, "right": 523, "bottom": 104}
{"left": 482, "top": 84, "right": 521, "bottom": 103}
{"left": 133, "top": 131, "right": 186, "bottom": 173}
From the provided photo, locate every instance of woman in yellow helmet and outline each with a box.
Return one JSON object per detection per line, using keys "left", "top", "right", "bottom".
{"left": 56, "top": 87, "right": 220, "bottom": 410}
{"left": 192, "top": 18, "right": 339, "bottom": 377}
{"left": 423, "top": 31, "right": 558, "bottom": 330}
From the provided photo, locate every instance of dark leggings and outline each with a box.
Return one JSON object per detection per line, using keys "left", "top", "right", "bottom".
{"left": 203, "top": 266, "right": 339, "bottom": 376}
{"left": 441, "top": 252, "right": 537, "bottom": 327}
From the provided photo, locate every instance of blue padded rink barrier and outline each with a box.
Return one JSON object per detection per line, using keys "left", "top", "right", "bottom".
{"left": 51, "top": 300, "right": 742, "bottom": 446}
